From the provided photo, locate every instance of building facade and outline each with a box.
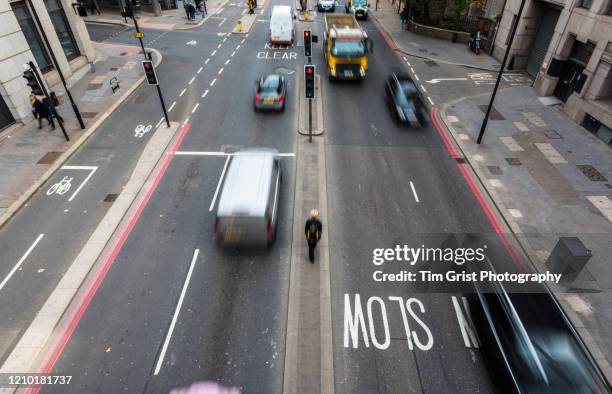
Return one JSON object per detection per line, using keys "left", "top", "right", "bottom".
{"left": 0, "top": 0, "right": 95, "bottom": 131}
{"left": 493, "top": 0, "right": 612, "bottom": 145}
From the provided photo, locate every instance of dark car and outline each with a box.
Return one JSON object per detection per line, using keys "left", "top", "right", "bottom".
{"left": 385, "top": 73, "right": 426, "bottom": 127}
{"left": 254, "top": 74, "right": 287, "bottom": 112}
{"left": 467, "top": 264, "right": 611, "bottom": 393}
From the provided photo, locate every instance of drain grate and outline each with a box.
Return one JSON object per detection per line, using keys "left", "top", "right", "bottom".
{"left": 37, "top": 151, "right": 63, "bottom": 164}
{"left": 104, "top": 193, "right": 119, "bottom": 202}
{"left": 506, "top": 157, "right": 522, "bottom": 166}
{"left": 80, "top": 112, "right": 98, "bottom": 118}
{"left": 424, "top": 60, "right": 439, "bottom": 67}
{"left": 543, "top": 130, "right": 562, "bottom": 139}
{"left": 577, "top": 165, "right": 608, "bottom": 182}
{"left": 478, "top": 105, "right": 505, "bottom": 120}
{"left": 488, "top": 165, "right": 503, "bottom": 175}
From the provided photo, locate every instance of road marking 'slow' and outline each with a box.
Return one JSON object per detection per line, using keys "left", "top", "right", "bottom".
{"left": 209, "top": 155, "right": 232, "bottom": 211}
{"left": 192, "top": 103, "right": 200, "bottom": 113}
{"left": 153, "top": 249, "right": 200, "bottom": 375}
{"left": 197, "top": 67, "right": 203, "bottom": 74}
{"left": 210, "top": 78, "right": 217, "bottom": 86}
{"left": 188, "top": 76, "right": 195, "bottom": 85}
{"left": 168, "top": 101, "right": 176, "bottom": 112}
{"left": 179, "top": 88, "right": 186, "bottom": 97}
{"left": 410, "top": 181, "right": 420, "bottom": 203}
{"left": 0, "top": 234, "right": 45, "bottom": 292}
{"left": 202, "top": 89, "right": 209, "bottom": 98}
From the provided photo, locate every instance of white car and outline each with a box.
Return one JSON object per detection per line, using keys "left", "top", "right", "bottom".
{"left": 317, "top": 0, "right": 335, "bottom": 12}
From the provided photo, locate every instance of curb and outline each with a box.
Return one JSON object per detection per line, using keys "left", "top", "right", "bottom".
{"left": 84, "top": 19, "right": 132, "bottom": 28}
{"left": 0, "top": 46, "right": 163, "bottom": 231}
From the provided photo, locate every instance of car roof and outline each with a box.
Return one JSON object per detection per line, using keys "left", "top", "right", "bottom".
{"left": 216, "top": 148, "right": 278, "bottom": 217}
{"left": 272, "top": 5, "right": 292, "bottom": 16}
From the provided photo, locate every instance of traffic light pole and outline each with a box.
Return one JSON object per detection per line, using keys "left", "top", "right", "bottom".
{"left": 26, "top": 0, "right": 84, "bottom": 130}
{"left": 308, "top": 98, "right": 312, "bottom": 143}
{"left": 29, "top": 61, "right": 69, "bottom": 141}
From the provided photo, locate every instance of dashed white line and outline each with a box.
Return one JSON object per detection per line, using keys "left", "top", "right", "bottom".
{"left": 223, "top": 37, "right": 228, "bottom": 42}
{"left": 0, "top": 234, "right": 44, "bottom": 291}
{"left": 241, "top": 38, "right": 246, "bottom": 44}
{"left": 224, "top": 59, "right": 230, "bottom": 65}
{"left": 153, "top": 248, "right": 200, "bottom": 375}
{"left": 155, "top": 117, "right": 164, "bottom": 128}
{"left": 202, "top": 89, "right": 209, "bottom": 98}
{"left": 218, "top": 17, "right": 227, "bottom": 26}
{"left": 168, "top": 101, "right": 176, "bottom": 112}
{"left": 410, "top": 181, "right": 420, "bottom": 203}
{"left": 217, "top": 43, "right": 223, "bottom": 49}
{"left": 236, "top": 44, "right": 241, "bottom": 50}
{"left": 210, "top": 78, "right": 217, "bottom": 86}
{"left": 205, "top": 58, "right": 210, "bottom": 64}
{"left": 414, "top": 74, "right": 420, "bottom": 81}
{"left": 191, "top": 102, "right": 200, "bottom": 113}
{"left": 197, "top": 67, "right": 203, "bottom": 74}
{"left": 218, "top": 67, "right": 224, "bottom": 75}
{"left": 231, "top": 51, "right": 236, "bottom": 57}
{"left": 179, "top": 88, "right": 186, "bottom": 97}
{"left": 188, "top": 76, "right": 195, "bottom": 85}
{"left": 406, "top": 61, "right": 411, "bottom": 66}
{"left": 209, "top": 155, "right": 232, "bottom": 211}
{"left": 420, "top": 84, "right": 427, "bottom": 92}
{"left": 410, "top": 67, "right": 415, "bottom": 73}
{"left": 245, "top": 33, "right": 249, "bottom": 38}
{"left": 241, "top": 8, "right": 247, "bottom": 14}
{"left": 211, "top": 50, "right": 217, "bottom": 56}
{"left": 427, "top": 96, "right": 435, "bottom": 105}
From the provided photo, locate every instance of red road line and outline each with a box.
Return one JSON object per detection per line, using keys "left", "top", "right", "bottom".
{"left": 27, "top": 121, "right": 192, "bottom": 393}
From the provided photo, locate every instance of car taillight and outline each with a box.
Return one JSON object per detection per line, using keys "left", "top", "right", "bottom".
{"left": 255, "top": 94, "right": 260, "bottom": 103}
{"left": 267, "top": 221, "right": 273, "bottom": 240}
{"left": 278, "top": 94, "right": 283, "bottom": 102}
{"left": 214, "top": 218, "right": 220, "bottom": 238}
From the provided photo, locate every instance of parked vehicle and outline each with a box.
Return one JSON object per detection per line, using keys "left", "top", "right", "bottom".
{"left": 214, "top": 148, "right": 282, "bottom": 247}
{"left": 469, "top": 30, "right": 483, "bottom": 54}
{"left": 345, "top": 0, "right": 368, "bottom": 19}
{"left": 270, "top": 5, "right": 295, "bottom": 45}
{"left": 323, "top": 14, "right": 371, "bottom": 80}
{"left": 384, "top": 72, "right": 426, "bottom": 127}
{"left": 254, "top": 74, "right": 287, "bottom": 112}
{"left": 317, "top": 0, "right": 335, "bottom": 12}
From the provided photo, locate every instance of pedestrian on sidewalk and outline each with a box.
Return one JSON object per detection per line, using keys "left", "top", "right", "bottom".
{"left": 253, "top": 0, "right": 257, "bottom": 9}
{"left": 30, "top": 94, "right": 55, "bottom": 130}
{"left": 202, "top": 0, "right": 207, "bottom": 13}
{"left": 198, "top": 0, "right": 206, "bottom": 18}
{"left": 247, "top": 0, "right": 254, "bottom": 13}
{"left": 184, "top": 0, "right": 191, "bottom": 19}
{"left": 400, "top": 5, "right": 408, "bottom": 30}
{"left": 188, "top": 1, "right": 196, "bottom": 20}
{"left": 305, "top": 209, "right": 323, "bottom": 263}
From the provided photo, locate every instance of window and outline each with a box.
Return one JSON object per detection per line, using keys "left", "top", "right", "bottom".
{"left": 10, "top": 1, "right": 52, "bottom": 71}
{"left": 44, "top": 0, "right": 80, "bottom": 60}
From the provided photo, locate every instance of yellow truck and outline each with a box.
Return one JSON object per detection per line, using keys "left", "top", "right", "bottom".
{"left": 323, "top": 14, "right": 371, "bottom": 80}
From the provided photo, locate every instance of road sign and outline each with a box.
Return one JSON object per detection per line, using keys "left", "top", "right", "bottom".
{"left": 134, "top": 32, "right": 145, "bottom": 38}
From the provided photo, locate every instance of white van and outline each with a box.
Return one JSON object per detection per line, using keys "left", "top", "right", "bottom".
{"left": 270, "top": 5, "right": 294, "bottom": 45}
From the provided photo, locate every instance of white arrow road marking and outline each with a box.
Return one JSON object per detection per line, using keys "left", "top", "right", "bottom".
{"left": 186, "top": 40, "right": 197, "bottom": 45}
{"left": 0, "top": 234, "right": 44, "bottom": 292}
{"left": 425, "top": 78, "right": 468, "bottom": 84}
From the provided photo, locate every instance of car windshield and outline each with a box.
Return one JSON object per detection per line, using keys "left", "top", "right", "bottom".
{"left": 331, "top": 41, "right": 365, "bottom": 58}
{"left": 352, "top": 0, "right": 367, "bottom": 6}
{"left": 261, "top": 76, "right": 280, "bottom": 93}
{"left": 399, "top": 80, "right": 418, "bottom": 98}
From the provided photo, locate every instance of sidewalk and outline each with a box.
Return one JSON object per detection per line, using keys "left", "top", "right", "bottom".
{"left": 373, "top": 0, "right": 612, "bottom": 383}
{"left": 0, "top": 42, "right": 160, "bottom": 226}
{"left": 371, "top": 0, "right": 500, "bottom": 70}
{"left": 82, "top": 0, "right": 230, "bottom": 31}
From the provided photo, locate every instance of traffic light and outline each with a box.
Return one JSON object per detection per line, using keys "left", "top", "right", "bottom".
{"left": 142, "top": 60, "right": 158, "bottom": 85}
{"left": 304, "top": 65, "right": 315, "bottom": 99}
{"left": 303, "top": 29, "right": 312, "bottom": 57}
{"left": 23, "top": 69, "right": 43, "bottom": 95}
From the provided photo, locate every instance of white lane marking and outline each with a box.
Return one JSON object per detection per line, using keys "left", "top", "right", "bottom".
{"left": 410, "top": 67, "right": 415, "bottom": 73}
{"left": 414, "top": 74, "right": 420, "bottom": 81}
{"left": 0, "top": 234, "right": 45, "bottom": 291}
{"left": 245, "top": 33, "right": 249, "bottom": 38}
{"left": 223, "top": 37, "right": 228, "bottom": 42}
{"left": 425, "top": 78, "right": 468, "bottom": 84}
{"left": 217, "top": 43, "right": 223, "bottom": 49}
{"left": 217, "top": 7, "right": 225, "bottom": 13}
{"left": 406, "top": 61, "right": 411, "bottom": 66}
{"left": 192, "top": 103, "right": 200, "bottom": 113}
{"left": 205, "top": 58, "right": 210, "bottom": 64}
{"left": 179, "top": 88, "right": 186, "bottom": 97}
{"left": 155, "top": 117, "right": 164, "bottom": 128}
{"left": 409, "top": 181, "right": 419, "bottom": 203}
{"left": 218, "top": 17, "right": 227, "bottom": 26}
{"left": 197, "top": 67, "right": 203, "bottom": 74}
{"left": 241, "top": 38, "right": 246, "bottom": 44}
{"left": 174, "top": 151, "right": 295, "bottom": 157}
{"left": 62, "top": 165, "right": 98, "bottom": 202}
{"left": 236, "top": 44, "right": 241, "bottom": 50}
{"left": 153, "top": 249, "right": 200, "bottom": 375}
{"left": 427, "top": 96, "right": 434, "bottom": 105}
{"left": 168, "top": 101, "right": 176, "bottom": 112}
{"left": 188, "top": 76, "right": 195, "bottom": 85}
{"left": 225, "top": 59, "right": 230, "bottom": 65}
{"left": 211, "top": 50, "right": 217, "bottom": 56}
{"left": 210, "top": 78, "right": 217, "bottom": 86}
{"left": 420, "top": 84, "right": 427, "bottom": 92}
{"left": 231, "top": 51, "right": 236, "bottom": 57}
{"left": 241, "top": 8, "right": 247, "bottom": 14}
{"left": 218, "top": 67, "right": 224, "bottom": 75}
{"left": 452, "top": 296, "right": 480, "bottom": 348}
{"left": 202, "top": 89, "right": 209, "bottom": 98}
{"left": 209, "top": 155, "right": 232, "bottom": 211}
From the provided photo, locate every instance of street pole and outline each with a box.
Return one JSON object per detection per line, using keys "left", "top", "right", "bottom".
{"left": 125, "top": 0, "right": 148, "bottom": 59}
{"left": 476, "top": 0, "right": 526, "bottom": 144}
{"left": 29, "top": 61, "right": 69, "bottom": 141}
{"left": 26, "top": 0, "right": 85, "bottom": 130}
{"left": 308, "top": 98, "right": 312, "bottom": 143}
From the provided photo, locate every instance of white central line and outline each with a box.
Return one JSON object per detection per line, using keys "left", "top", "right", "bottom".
{"left": 205, "top": 58, "right": 210, "bottom": 64}
{"left": 410, "top": 67, "right": 415, "bottom": 73}
{"left": 218, "top": 67, "right": 224, "bottom": 75}
{"left": 223, "top": 37, "right": 228, "bottom": 42}
{"left": 218, "top": 17, "right": 227, "bottom": 26}
{"left": 210, "top": 78, "right": 217, "bottom": 86}
{"left": 211, "top": 50, "right": 217, "bottom": 56}
{"left": 0, "top": 234, "right": 45, "bottom": 291}
{"left": 179, "top": 88, "right": 186, "bottom": 97}
{"left": 406, "top": 61, "right": 411, "bottom": 66}
{"left": 224, "top": 59, "right": 230, "bottom": 65}
{"left": 427, "top": 96, "right": 435, "bottom": 105}
{"left": 155, "top": 117, "right": 164, "bottom": 128}
{"left": 153, "top": 248, "right": 200, "bottom": 375}
{"left": 420, "top": 84, "right": 427, "bottom": 92}
{"left": 245, "top": 33, "right": 249, "bottom": 38}
{"left": 217, "top": 43, "right": 222, "bottom": 49}
{"left": 202, "top": 89, "right": 209, "bottom": 98}
{"left": 191, "top": 103, "right": 200, "bottom": 113}
{"left": 231, "top": 51, "right": 236, "bottom": 57}
{"left": 236, "top": 44, "right": 241, "bottom": 50}
{"left": 241, "top": 8, "right": 247, "bottom": 14}
{"left": 197, "top": 67, "right": 203, "bottom": 74}
{"left": 410, "top": 181, "right": 420, "bottom": 203}
{"left": 209, "top": 155, "right": 232, "bottom": 211}
{"left": 168, "top": 101, "right": 176, "bottom": 112}
{"left": 414, "top": 74, "right": 420, "bottom": 81}
{"left": 241, "top": 38, "right": 246, "bottom": 44}
{"left": 188, "top": 76, "right": 195, "bottom": 85}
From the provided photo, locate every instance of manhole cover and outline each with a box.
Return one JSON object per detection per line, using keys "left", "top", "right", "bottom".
{"left": 80, "top": 112, "right": 98, "bottom": 118}
{"left": 487, "top": 165, "right": 503, "bottom": 175}
{"left": 104, "top": 193, "right": 119, "bottom": 202}
{"left": 37, "top": 151, "right": 63, "bottom": 164}
{"left": 577, "top": 165, "right": 608, "bottom": 182}
{"left": 424, "top": 60, "right": 438, "bottom": 67}
{"left": 543, "top": 130, "right": 562, "bottom": 139}
{"left": 506, "top": 157, "right": 521, "bottom": 166}
{"left": 478, "top": 105, "right": 505, "bottom": 120}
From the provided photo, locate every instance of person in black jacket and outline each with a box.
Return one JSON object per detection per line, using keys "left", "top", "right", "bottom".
{"left": 305, "top": 209, "right": 322, "bottom": 263}
{"left": 30, "top": 94, "right": 54, "bottom": 130}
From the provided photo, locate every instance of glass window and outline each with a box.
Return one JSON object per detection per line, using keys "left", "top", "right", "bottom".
{"left": 10, "top": 1, "right": 52, "bottom": 71}
{"left": 44, "top": 0, "right": 80, "bottom": 59}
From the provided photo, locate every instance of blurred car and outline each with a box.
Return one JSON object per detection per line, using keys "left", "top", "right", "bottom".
{"left": 384, "top": 72, "right": 426, "bottom": 127}
{"left": 254, "top": 74, "right": 287, "bottom": 112}
{"left": 317, "top": 0, "right": 335, "bottom": 12}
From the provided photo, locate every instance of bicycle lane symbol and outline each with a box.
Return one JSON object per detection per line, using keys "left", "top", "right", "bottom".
{"left": 46, "top": 176, "right": 73, "bottom": 196}
{"left": 134, "top": 124, "right": 152, "bottom": 138}
{"left": 46, "top": 165, "right": 98, "bottom": 202}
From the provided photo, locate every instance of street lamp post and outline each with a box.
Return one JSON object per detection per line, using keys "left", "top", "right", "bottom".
{"left": 26, "top": 0, "right": 85, "bottom": 130}
{"left": 476, "top": 0, "right": 527, "bottom": 144}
